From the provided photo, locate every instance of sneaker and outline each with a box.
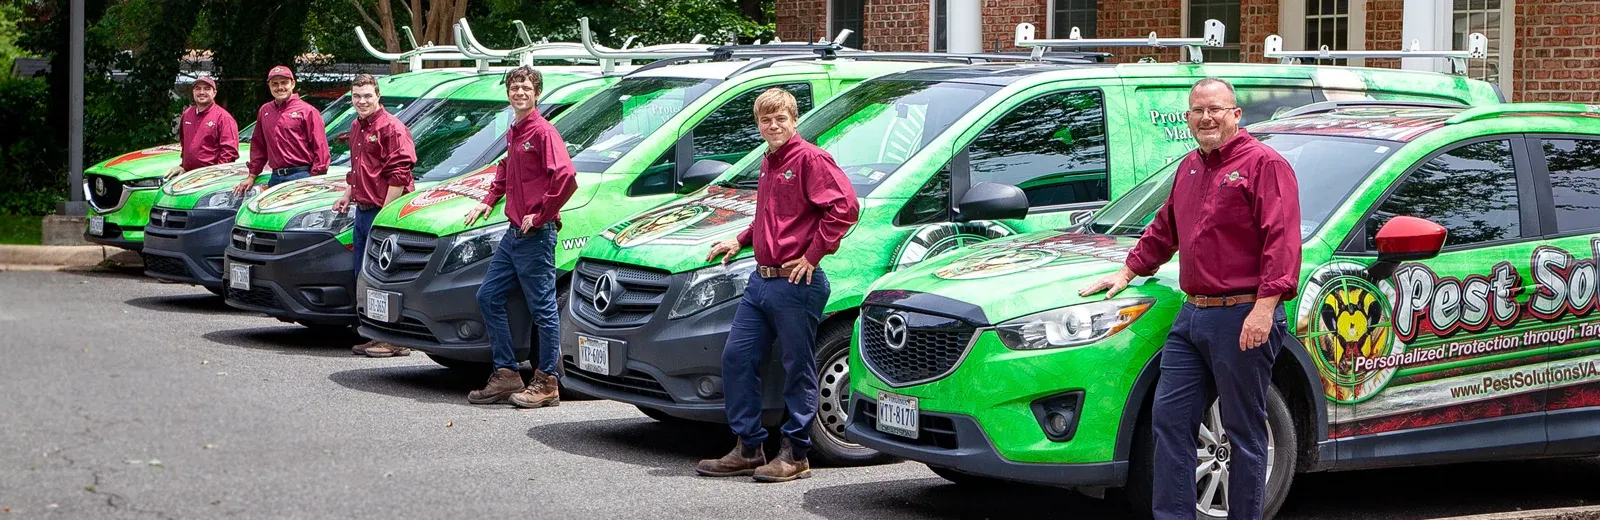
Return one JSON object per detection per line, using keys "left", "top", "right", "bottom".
{"left": 695, "top": 440, "right": 766, "bottom": 477}
{"left": 753, "top": 438, "right": 811, "bottom": 483}
{"left": 467, "top": 368, "right": 524, "bottom": 405}
{"left": 508, "top": 370, "right": 560, "bottom": 409}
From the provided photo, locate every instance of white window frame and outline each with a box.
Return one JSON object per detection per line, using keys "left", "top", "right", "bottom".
{"left": 1279, "top": 0, "right": 1368, "bottom": 67}
{"left": 1452, "top": 0, "right": 1515, "bottom": 91}
{"left": 1046, "top": 0, "right": 1099, "bottom": 39}
{"left": 1181, "top": 0, "right": 1244, "bottom": 62}
{"left": 929, "top": 0, "right": 942, "bottom": 52}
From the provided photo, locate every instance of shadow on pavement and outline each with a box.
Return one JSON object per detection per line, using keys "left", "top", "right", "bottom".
{"left": 125, "top": 294, "right": 250, "bottom": 315}
{"left": 1274, "top": 457, "right": 1600, "bottom": 520}
{"left": 526, "top": 416, "right": 739, "bottom": 476}
{"left": 329, "top": 364, "right": 516, "bottom": 405}
{"left": 202, "top": 325, "right": 365, "bottom": 358}
{"left": 801, "top": 477, "right": 1130, "bottom": 520}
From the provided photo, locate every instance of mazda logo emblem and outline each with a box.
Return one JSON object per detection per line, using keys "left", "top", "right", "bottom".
{"left": 93, "top": 178, "right": 106, "bottom": 196}
{"left": 593, "top": 272, "right": 620, "bottom": 315}
{"left": 884, "top": 314, "right": 908, "bottom": 351}
{"left": 377, "top": 235, "right": 399, "bottom": 272}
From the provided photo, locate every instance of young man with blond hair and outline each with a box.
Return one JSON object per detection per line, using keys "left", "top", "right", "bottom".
{"left": 696, "top": 88, "right": 860, "bottom": 482}
{"left": 335, "top": 73, "right": 417, "bottom": 358}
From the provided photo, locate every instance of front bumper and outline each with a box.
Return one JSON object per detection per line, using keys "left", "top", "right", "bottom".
{"left": 557, "top": 259, "right": 787, "bottom": 423}
{"left": 222, "top": 227, "right": 357, "bottom": 326}
{"left": 83, "top": 180, "right": 160, "bottom": 251}
{"left": 140, "top": 207, "right": 237, "bottom": 289}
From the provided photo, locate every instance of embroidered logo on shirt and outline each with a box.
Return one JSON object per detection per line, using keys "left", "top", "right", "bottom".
{"left": 781, "top": 170, "right": 794, "bottom": 180}
{"left": 366, "top": 134, "right": 379, "bottom": 143}
{"left": 289, "top": 111, "right": 302, "bottom": 119}
{"left": 1222, "top": 171, "right": 1245, "bottom": 187}
{"left": 521, "top": 141, "right": 532, "bottom": 152}
{"left": 205, "top": 121, "right": 215, "bottom": 128}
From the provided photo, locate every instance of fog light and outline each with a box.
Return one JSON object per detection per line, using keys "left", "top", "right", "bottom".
{"left": 695, "top": 376, "right": 722, "bottom": 399}
{"left": 456, "top": 320, "right": 483, "bottom": 341}
{"left": 1032, "top": 390, "right": 1085, "bottom": 442}
{"left": 1045, "top": 411, "right": 1073, "bottom": 437}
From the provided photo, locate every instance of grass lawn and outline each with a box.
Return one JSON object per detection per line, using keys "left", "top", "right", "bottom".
{"left": 0, "top": 215, "right": 42, "bottom": 245}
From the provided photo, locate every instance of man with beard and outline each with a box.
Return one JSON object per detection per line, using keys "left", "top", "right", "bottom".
{"left": 167, "top": 76, "right": 240, "bottom": 181}
{"left": 334, "top": 74, "right": 417, "bottom": 358}
{"left": 1079, "top": 78, "right": 1302, "bottom": 520}
{"left": 233, "top": 65, "right": 331, "bottom": 196}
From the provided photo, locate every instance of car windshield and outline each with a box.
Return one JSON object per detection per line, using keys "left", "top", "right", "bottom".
{"left": 1083, "top": 133, "right": 1400, "bottom": 239}
{"left": 327, "top": 96, "right": 418, "bottom": 165}
{"left": 401, "top": 99, "right": 512, "bottom": 182}
{"left": 718, "top": 80, "right": 1000, "bottom": 195}
{"left": 555, "top": 77, "right": 720, "bottom": 172}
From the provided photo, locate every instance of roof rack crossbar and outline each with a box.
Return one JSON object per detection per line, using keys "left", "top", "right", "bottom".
{"left": 1275, "top": 100, "right": 1470, "bottom": 120}
{"left": 1015, "top": 20, "right": 1224, "bottom": 64}
{"left": 457, "top": 19, "right": 635, "bottom": 71}
{"left": 401, "top": 26, "right": 419, "bottom": 50}
{"left": 512, "top": 20, "right": 533, "bottom": 47}
{"left": 1263, "top": 33, "right": 1487, "bottom": 75}
{"left": 1446, "top": 103, "right": 1600, "bottom": 125}
{"left": 356, "top": 26, "right": 486, "bottom": 72}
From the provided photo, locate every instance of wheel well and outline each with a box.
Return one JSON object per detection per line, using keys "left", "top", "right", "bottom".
{"left": 819, "top": 307, "right": 860, "bottom": 340}
{"left": 1272, "top": 352, "right": 1322, "bottom": 470}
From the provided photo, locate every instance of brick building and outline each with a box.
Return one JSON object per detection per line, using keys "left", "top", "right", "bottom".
{"left": 775, "top": 0, "right": 1598, "bottom": 102}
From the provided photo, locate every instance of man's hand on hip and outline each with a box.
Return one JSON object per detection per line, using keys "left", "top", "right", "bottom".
{"left": 519, "top": 214, "right": 537, "bottom": 234}
{"left": 1240, "top": 296, "right": 1281, "bottom": 351}
{"left": 781, "top": 256, "right": 815, "bottom": 285}
{"left": 707, "top": 239, "right": 741, "bottom": 265}
{"left": 1079, "top": 267, "right": 1136, "bottom": 299}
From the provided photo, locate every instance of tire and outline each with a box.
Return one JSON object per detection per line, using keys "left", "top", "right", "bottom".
{"left": 927, "top": 464, "right": 1007, "bottom": 488}
{"left": 1124, "top": 384, "right": 1297, "bottom": 520}
{"left": 807, "top": 319, "right": 893, "bottom": 467}
{"left": 427, "top": 354, "right": 492, "bottom": 376}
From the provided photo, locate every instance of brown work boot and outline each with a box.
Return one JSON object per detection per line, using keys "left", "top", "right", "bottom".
{"left": 753, "top": 438, "right": 811, "bottom": 483}
{"left": 351, "top": 340, "right": 379, "bottom": 355}
{"left": 695, "top": 440, "right": 766, "bottom": 477}
{"left": 467, "top": 368, "right": 525, "bottom": 405}
{"left": 363, "top": 342, "right": 411, "bottom": 358}
{"left": 509, "top": 370, "right": 561, "bottom": 409}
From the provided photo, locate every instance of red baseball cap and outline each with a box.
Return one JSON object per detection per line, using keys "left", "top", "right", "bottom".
{"left": 266, "top": 65, "right": 295, "bottom": 81}
{"left": 193, "top": 75, "right": 217, "bottom": 88}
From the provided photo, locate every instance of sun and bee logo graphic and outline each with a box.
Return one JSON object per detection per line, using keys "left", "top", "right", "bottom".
{"left": 1298, "top": 262, "right": 1404, "bottom": 404}
{"left": 933, "top": 247, "right": 1060, "bottom": 280}
{"left": 611, "top": 204, "right": 714, "bottom": 248}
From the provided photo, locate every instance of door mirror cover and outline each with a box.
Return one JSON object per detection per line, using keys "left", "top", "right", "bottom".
{"left": 1367, "top": 215, "right": 1448, "bottom": 281}
{"left": 680, "top": 160, "right": 732, "bottom": 194}
{"left": 955, "top": 182, "right": 1029, "bottom": 222}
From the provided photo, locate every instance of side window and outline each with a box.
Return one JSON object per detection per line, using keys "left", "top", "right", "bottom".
{"left": 691, "top": 82, "right": 815, "bottom": 163}
{"left": 967, "top": 90, "right": 1108, "bottom": 207}
{"left": 1542, "top": 138, "right": 1600, "bottom": 233}
{"left": 1366, "top": 139, "right": 1521, "bottom": 250}
{"left": 896, "top": 164, "right": 952, "bottom": 226}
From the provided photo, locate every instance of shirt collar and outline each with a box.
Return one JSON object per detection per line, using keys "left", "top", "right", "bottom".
{"left": 511, "top": 110, "right": 545, "bottom": 134}
{"left": 193, "top": 104, "right": 213, "bottom": 117}
{"left": 358, "top": 109, "right": 384, "bottom": 127}
{"left": 1197, "top": 129, "right": 1253, "bottom": 163}
{"left": 272, "top": 94, "right": 301, "bottom": 110}
{"left": 765, "top": 135, "right": 807, "bottom": 159}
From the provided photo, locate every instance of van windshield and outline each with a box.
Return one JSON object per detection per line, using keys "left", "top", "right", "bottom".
{"left": 1083, "top": 133, "right": 1400, "bottom": 239}
{"left": 556, "top": 77, "right": 720, "bottom": 173}
{"left": 401, "top": 100, "right": 514, "bottom": 182}
{"left": 718, "top": 80, "right": 1000, "bottom": 195}
{"left": 327, "top": 96, "right": 418, "bottom": 166}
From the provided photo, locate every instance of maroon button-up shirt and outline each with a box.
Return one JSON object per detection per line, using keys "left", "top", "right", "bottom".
{"left": 736, "top": 136, "right": 860, "bottom": 267}
{"left": 480, "top": 111, "right": 577, "bottom": 229}
{"left": 247, "top": 94, "right": 330, "bottom": 176}
{"left": 348, "top": 109, "right": 417, "bottom": 207}
{"left": 1124, "top": 130, "right": 1303, "bottom": 301}
{"left": 179, "top": 104, "right": 240, "bottom": 171}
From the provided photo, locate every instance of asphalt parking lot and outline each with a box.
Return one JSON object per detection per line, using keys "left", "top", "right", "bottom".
{"left": 5, "top": 269, "right": 1600, "bottom": 519}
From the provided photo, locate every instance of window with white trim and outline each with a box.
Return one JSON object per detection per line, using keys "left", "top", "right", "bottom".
{"left": 933, "top": 0, "right": 948, "bottom": 51}
{"left": 1304, "top": 0, "right": 1350, "bottom": 65}
{"left": 830, "top": 0, "right": 865, "bottom": 49}
{"left": 1454, "top": 0, "right": 1510, "bottom": 87}
{"left": 1051, "top": 0, "right": 1098, "bottom": 39}
{"left": 1188, "top": 0, "right": 1240, "bottom": 62}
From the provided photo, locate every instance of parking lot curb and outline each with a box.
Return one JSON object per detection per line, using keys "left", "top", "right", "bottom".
{"left": 0, "top": 245, "right": 142, "bottom": 271}
{"left": 1433, "top": 506, "right": 1600, "bottom": 520}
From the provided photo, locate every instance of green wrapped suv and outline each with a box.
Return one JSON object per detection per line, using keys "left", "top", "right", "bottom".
{"left": 845, "top": 103, "right": 1600, "bottom": 518}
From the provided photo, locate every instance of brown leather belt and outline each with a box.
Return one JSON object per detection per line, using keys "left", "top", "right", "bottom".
{"left": 757, "top": 265, "right": 796, "bottom": 279}
{"left": 1187, "top": 293, "right": 1257, "bottom": 308}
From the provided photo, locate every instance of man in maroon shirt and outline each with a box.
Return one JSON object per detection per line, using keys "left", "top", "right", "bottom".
{"left": 695, "top": 88, "right": 860, "bottom": 483}
{"left": 1080, "top": 78, "right": 1302, "bottom": 520}
{"left": 166, "top": 76, "right": 240, "bottom": 180}
{"left": 233, "top": 65, "right": 330, "bottom": 196}
{"left": 464, "top": 66, "right": 577, "bottom": 408}
{"left": 333, "top": 74, "right": 417, "bottom": 358}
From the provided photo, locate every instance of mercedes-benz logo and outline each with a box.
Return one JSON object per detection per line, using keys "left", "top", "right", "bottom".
{"left": 884, "top": 314, "right": 909, "bottom": 351}
{"left": 152, "top": 209, "right": 165, "bottom": 226}
{"left": 593, "top": 272, "right": 620, "bottom": 315}
{"left": 243, "top": 231, "right": 255, "bottom": 250}
{"left": 377, "top": 235, "right": 399, "bottom": 272}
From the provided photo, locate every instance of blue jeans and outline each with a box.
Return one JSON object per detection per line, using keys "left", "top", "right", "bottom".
{"left": 1150, "top": 302, "right": 1287, "bottom": 520}
{"left": 721, "top": 269, "right": 829, "bottom": 461}
{"left": 351, "top": 205, "right": 379, "bottom": 276}
{"left": 266, "top": 167, "right": 310, "bottom": 187}
{"left": 476, "top": 224, "right": 560, "bottom": 375}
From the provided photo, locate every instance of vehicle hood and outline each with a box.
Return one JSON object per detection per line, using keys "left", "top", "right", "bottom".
{"left": 156, "top": 163, "right": 347, "bottom": 211}
{"left": 581, "top": 185, "right": 758, "bottom": 274}
{"left": 233, "top": 174, "right": 353, "bottom": 230}
{"left": 867, "top": 230, "right": 1179, "bottom": 324}
{"left": 375, "top": 167, "right": 601, "bottom": 238}
{"left": 87, "top": 143, "right": 251, "bottom": 180}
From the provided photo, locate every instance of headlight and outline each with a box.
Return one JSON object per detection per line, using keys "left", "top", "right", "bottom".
{"left": 669, "top": 257, "right": 757, "bottom": 319}
{"left": 125, "top": 178, "right": 162, "bottom": 188}
{"left": 195, "top": 186, "right": 261, "bottom": 210}
{"left": 284, "top": 208, "right": 355, "bottom": 232}
{"left": 995, "top": 298, "right": 1154, "bottom": 350}
{"left": 439, "top": 223, "right": 509, "bottom": 274}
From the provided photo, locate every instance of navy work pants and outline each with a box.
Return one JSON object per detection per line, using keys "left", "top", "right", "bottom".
{"left": 351, "top": 205, "right": 379, "bottom": 276}
{"left": 1151, "top": 302, "right": 1286, "bottom": 520}
{"left": 477, "top": 224, "right": 560, "bottom": 376}
{"left": 721, "top": 269, "right": 829, "bottom": 461}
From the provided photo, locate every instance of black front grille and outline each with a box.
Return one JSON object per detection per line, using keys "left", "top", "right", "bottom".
{"left": 359, "top": 315, "right": 439, "bottom": 343}
{"left": 860, "top": 306, "right": 977, "bottom": 386}
{"left": 227, "top": 286, "right": 281, "bottom": 310}
{"left": 365, "top": 227, "right": 437, "bottom": 283}
{"left": 231, "top": 228, "right": 281, "bottom": 254}
{"left": 855, "top": 400, "right": 960, "bottom": 450}
{"left": 86, "top": 174, "right": 124, "bottom": 211}
{"left": 148, "top": 208, "right": 190, "bottom": 230}
{"left": 563, "top": 357, "right": 671, "bottom": 400}
{"left": 571, "top": 260, "right": 672, "bottom": 328}
{"left": 143, "top": 254, "right": 192, "bottom": 278}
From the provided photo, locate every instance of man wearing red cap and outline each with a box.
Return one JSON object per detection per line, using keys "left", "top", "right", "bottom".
{"left": 167, "top": 75, "right": 240, "bottom": 181}
{"left": 233, "top": 65, "right": 331, "bottom": 196}
{"left": 334, "top": 74, "right": 417, "bottom": 358}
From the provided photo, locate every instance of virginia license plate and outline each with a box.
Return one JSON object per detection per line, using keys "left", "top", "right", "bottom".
{"left": 88, "top": 217, "right": 104, "bottom": 236}
{"left": 228, "top": 263, "right": 250, "bottom": 290}
{"left": 365, "top": 289, "right": 398, "bottom": 322}
{"left": 876, "top": 391, "right": 920, "bottom": 439}
{"left": 578, "top": 335, "right": 611, "bottom": 375}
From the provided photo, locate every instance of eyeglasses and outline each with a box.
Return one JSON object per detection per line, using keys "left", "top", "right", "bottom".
{"left": 1188, "top": 106, "right": 1239, "bottom": 117}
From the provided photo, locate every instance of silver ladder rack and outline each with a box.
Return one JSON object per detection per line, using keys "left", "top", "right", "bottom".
{"left": 355, "top": 25, "right": 487, "bottom": 72}
{"left": 1014, "top": 20, "right": 1225, "bottom": 64}
{"left": 1263, "top": 33, "right": 1487, "bottom": 75}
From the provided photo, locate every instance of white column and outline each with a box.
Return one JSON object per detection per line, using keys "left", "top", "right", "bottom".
{"left": 950, "top": 0, "right": 983, "bottom": 53}
{"left": 1401, "top": 0, "right": 1453, "bottom": 72}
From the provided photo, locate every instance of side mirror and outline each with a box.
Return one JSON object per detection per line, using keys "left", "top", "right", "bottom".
{"left": 954, "top": 182, "right": 1029, "bottom": 222}
{"left": 333, "top": 131, "right": 350, "bottom": 144}
{"left": 1367, "top": 216, "right": 1448, "bottom": 281}
{"left": 679, "top": 160, "right": 731, "bottom": 194}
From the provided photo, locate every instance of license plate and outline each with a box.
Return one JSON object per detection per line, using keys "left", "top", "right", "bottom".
{"left": 229, "top": 263, "right": 250, "bottom": 290}
{"left": 365, "top": 289, "right": 399, "bottom": 322}
{"left": 88, "top": 217, "right": 104, "bottom": 236}
{"left": 876, "top": 391, "right": 920, "bottom": 439}
{"left": 578, "top": 335, "right": 611, "bottom": 375}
